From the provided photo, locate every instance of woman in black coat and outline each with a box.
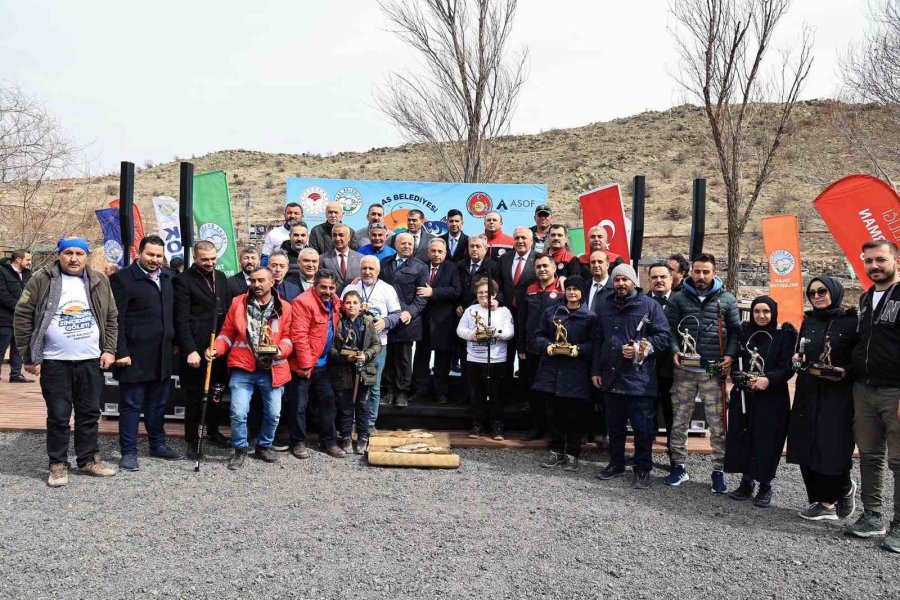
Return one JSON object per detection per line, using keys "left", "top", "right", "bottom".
{"left": 786, "top": 276, "right": 859, "bottom": 522}
{"left": 724, "top": 296, "right": 796, "bottom": 508}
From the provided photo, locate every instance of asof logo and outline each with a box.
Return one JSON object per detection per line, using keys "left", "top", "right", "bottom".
{"left": 300, "top": 186, "right": 329, "bottom": 215}
{"left": 104, "top": 240, "right": 123, "bottom": 264}
{"left": 198, "top": 223, "right": 228, "bottom": 258}
{"left": 467, "top": 192, "right": 492, "bottom": 218}
{"left": 769, "top": 249, "right": 796, "bottom": 276}
{"left": 334, "top": 187, "right": 363, "bottom": 216}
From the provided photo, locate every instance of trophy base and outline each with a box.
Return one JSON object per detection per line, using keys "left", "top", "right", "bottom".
{"left": 549, "top": 344, "right": 577, "bottom": 357}
{"left": 680, "top": 355, "right": 703, "bottom": 369}
{"left": 339, "top": 349, "right": 359, "bottom": 358}
{"left": 474, "top": 331, "right": 496, "bottom": 342}
{"left": 257, "top": 346, "right": 279, "bottom": 369}
{"left": 808, "top": 365, "right": 842, "bottom": 378}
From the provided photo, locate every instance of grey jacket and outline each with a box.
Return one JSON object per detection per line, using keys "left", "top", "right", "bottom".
{"left": 14, "top": 263, "right": 118, "bottom": 364}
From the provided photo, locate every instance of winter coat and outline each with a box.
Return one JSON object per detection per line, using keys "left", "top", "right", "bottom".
{"left": 591, "top": 291, "right": 670, "bottom": 397}
{"left": 110, "top": 262, "right": 175, "bottom": 383}
{"left": 787, "top": 307, "right": 859, "bottom": 475}
{"left": 516, "top": 279, "right": 565, "bottom": 355}
{"left": 0, "top": 260, "right": 31, "bottom": 327}
{"left": 214, "top": 292, "right": 293, "bottom": 387}
{"left": 532, "top": 301, "right": 597, "bottom": 401}
{"left": 420, "top": 261, "right": 462, "bottom": 352}
{"left": 308, "top": 221, "right": 361, "bottom": 255}
{"left": 328, "top": 314, "right": 382, "bottom": 389}
{"left": 14, "top": 263, "right": 118, "bottom": 364}
{"left": 852, "top": 282, "right": 900, "bottom": 388}
{"left": 172, "top": 266, "right": 231, "bottom": 356}
{"left": 379, "top": 255, "right": 429, "bottom": 343}
{"left": 666, "top": 276, "right": 741, "bottom": 361}
{"left": 288, "top": 288, "right": 342, "bottom": 371}
{"left": 457, "top": 258, "right": 503, "bottom": 311}
{"left": 499, "top": 250, "right": 536, "bottom": 310}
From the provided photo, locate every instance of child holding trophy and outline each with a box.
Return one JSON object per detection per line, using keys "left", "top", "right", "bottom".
{"left": 456, "top": 277, "right": 514, "bottom": 440}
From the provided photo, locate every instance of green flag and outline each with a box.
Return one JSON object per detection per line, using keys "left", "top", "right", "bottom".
{"left": 193, "top": 171, "right": 238, "bottom": 276}
{"left": 569, "top": 227, "right": 585, "bottom": 256}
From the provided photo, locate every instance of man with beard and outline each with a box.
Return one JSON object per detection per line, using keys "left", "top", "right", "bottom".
{"left": 173, "top": 241, "right": 232, "bottom": 454}
{"left": 281, "top": 222, "right": 308, "bottom": 285}
{"left": 546, "top": 224, "right": 580, "bottom": 279}
{"left": 664, "top": 253, "right": 741, "bottom": 493}
{"left": 295, "top": 248, "right": 320, "bottom": 292}
{"left": 262, "top": 203, "right": 303, "bottom": 264}
{"left": 267, "top": 251, "right": 301, "bottom": 302}
{"left": 530, "top": 205, "right": 553, "bottom": 254}
{"left": 356, "top": 203, "right": 394, "bottom": 246}
{"left": 441, "top": 209, "right": 469, "bottom": 263}
{"left": 647, "top": 262, "right": 676, "bottom": 466}
{"left": 309, "top": 202, "right": 361, "bottom": 254}
{"left": 228, "top": 247, "right": 260, "bottom": 296}
{"left": 847, "top": 240, "right": 900, "bottom": 551}
{"left": 358, "top": 223, "right": 397, "bottom": 261}
{"left": 578, "top": 226, "right": 623, "bottom": 279}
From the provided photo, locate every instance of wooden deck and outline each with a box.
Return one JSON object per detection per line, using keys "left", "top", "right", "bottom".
{"left": 0, "top": 379, "right": 711, "bottom": 453}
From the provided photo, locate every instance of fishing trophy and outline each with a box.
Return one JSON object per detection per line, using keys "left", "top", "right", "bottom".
{"left": 470, "top": 310, "right": 496, "bottom": 342}
{"left": 733, "top": 331, "right": 771, "bottom": 390}
{"left": 677, "top": 315, "right": 703, "bottom": 368}
{"left": 807, "top": 335, "right": 842, "bottom": 378}
{"left": 547, "top": 306, "right": 578, "bottom": 357}
{"left": 256, "top": 323, "right": 279, "bottom": 370}
{"left": 339, "top": 325, "right": 359, "bottom": 359}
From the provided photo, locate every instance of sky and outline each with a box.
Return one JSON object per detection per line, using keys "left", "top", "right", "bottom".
{"left": 0, "top": 0, "right": 872, "bottom": 173}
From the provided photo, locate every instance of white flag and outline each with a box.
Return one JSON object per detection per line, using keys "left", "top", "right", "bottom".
{"left": 152, "top": 196, "right": 183, "bottom": 261}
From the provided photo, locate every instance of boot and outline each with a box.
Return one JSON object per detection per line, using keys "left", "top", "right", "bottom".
{"left": 228, "top": 448, "right": 247, "bottom": 470}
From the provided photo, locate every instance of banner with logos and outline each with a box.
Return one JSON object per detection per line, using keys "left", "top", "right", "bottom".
{"left": 193, "top": 171, "right": 239, "bottom": 276}
{"left": 284, "top": 177, "right": 548, "bottom": 236}
{"left": 95, "top": 208, "right": 125, "bottom": 266}
{"left": 151, "top": 196, "right": 184, "bottom": 262}
{"left": 813, "top": 174, "right": 900, "bottom": 289}
{"left": 761, "top": 214, "right": 803, "bottom": 328}
{"left": 579, "top": 184, "right": 631, "bottom": 263}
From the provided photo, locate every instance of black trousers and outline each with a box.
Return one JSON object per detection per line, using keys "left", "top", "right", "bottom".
{"left": 288, "top": 366, "right": 337, "bottom": 448}
{"left": 655, "top": 375, "right": 675, "bottom": 457}
{"left": 411, "top": 343, "right": 452, "bottom": 397}
{"left": 520, "top": 354, "right": 546, "bottom": 432}
{"left": 547, "top": 395, "right": 586, "bottom": 458}
{"left": 40, "top": 359, "right": 103, "bottom": 467}
{"left": 801, "top": 465, "right": 853, "bottom": 504}
{"left": 468, "top": 361, "right": 505, "bottom": 426}
{"left": 384, "top": 341, "right": 413, "bottom": 394}
{"left": 584, "top": 387, "right": 607, "bottom": 440}
{"left": 179, "top": 356, "right": 228, "bottom": 443}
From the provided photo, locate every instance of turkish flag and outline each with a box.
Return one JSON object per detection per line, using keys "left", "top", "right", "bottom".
{"left": 579, "top": 184, "right": 630, "bottom": 264}
{"left": 813, "top": 175, "right": 900, "bottom": 289}
{"left": 110, "top": 198, "right": 146, "bottom": 261}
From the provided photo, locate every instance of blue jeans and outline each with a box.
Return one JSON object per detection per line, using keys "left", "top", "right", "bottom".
{"left": 0, "top": 326, "right": 23, "bottom": 378}
{"left": 606, "top": 393, "right": 656, "bottom": 473}
{"left": 118, "top": 379, "right": 171, "bottom": 454}
{"left": 229, "top": 369, "right": 283, "bottom": 449}
{"left": 367, "top": 347, "right": 387, "bottom": 428}
{"left": 336, "top": 385, "right": 371, "bottom": 441}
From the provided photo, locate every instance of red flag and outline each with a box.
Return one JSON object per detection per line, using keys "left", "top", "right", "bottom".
{"left": 813, "top": 175, "right": 900, "bottom": 288}
{"left": 110, "top": 198, "right": 146, "bottom": 260}
{"left": 579, "top": 184, "right": 630, "bottom": 264}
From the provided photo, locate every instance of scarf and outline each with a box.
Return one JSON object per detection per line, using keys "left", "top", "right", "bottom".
{"left": 247, "top": 295, "right": 277, "bottom": 356}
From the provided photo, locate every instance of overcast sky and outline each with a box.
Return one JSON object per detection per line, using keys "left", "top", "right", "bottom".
{"left": 0, "top": 0, "right": 871, "bottom": 173}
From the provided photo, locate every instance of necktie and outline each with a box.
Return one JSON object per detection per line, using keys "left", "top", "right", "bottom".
{"left": 591, "top": 283, "right": 601, "bottom": 309}
{"left": 397, "top": 258, "right": 405, "bottom": 268}
{"left": 430, "top": 267, "right": 437, "bottom": 285}
{"left": 450, "top": 237, "right": 457, "bottom": 256}
{"left": 340, "top": 253, "right": 347, "bottom": 278}
{"left": 414, "top": 235, "right": 419, "bottom": 252}
{"left": 470, "top": 262, "right": 478, "bottom": 274}
{"left": 513, "top": 256, "right": 523, "bottom": 285}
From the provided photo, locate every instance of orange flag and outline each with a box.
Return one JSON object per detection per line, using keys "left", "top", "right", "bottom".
{"left": 761, "top": 214, "right": 803, "bottom": 329}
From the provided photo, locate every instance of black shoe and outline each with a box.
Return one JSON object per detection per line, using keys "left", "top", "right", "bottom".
{"left": 354, "top": 438, "right": 368, "bottom": 455}
{"left": 395, "top": 392, "right": 409, "bottom": 407}
{"left": 597, "top": 463, "right": 626, "bottom": 480}
{"left": 254, "top": 446, "right": 279, "bottom": 463}
{"left": 837, "top": 480, "right": 857, "bottom": 519}
{"left": 633, "top": 470, "right": 652, "bottom": 489}
{"left": 753, "top": 485, "right": 774, "bottom": 508}
{"left": 729, "top": 479, "right": 756, "bottom": 501}
{"left": 468, "top": 424, "right": 482, "bottom": 439}
{"left": 491, "top": 422, "right": 505, "bottom": 441}
{"left": 228, "top": 448, "right": 247, "bottom": 470}
{"left": 380, "top": 392, "right": 394, "bottom": 407}
{"left": 597, "top": 435, "right": 610, "bottom": 450}
{"left": 9, "top": 375, "right": 33, "bottom": 383}
{"left": 149, "top": 445, "right": 183, "bottom": 460}
{"left": 522, "top": 429, "right": 544, "bottom": 442}
{"left": 206, "top": 431, "right": 231, "bottom": 448}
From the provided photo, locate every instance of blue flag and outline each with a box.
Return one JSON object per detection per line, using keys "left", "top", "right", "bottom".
{"left": 95, "top": 208, "right": 125, "bottom": 266}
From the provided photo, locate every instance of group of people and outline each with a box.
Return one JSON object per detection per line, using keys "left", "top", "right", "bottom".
{"left": 6, "top": 199, "right": 900, "bottom": 553}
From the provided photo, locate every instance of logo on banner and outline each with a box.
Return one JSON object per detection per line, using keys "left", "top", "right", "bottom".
{"left": 769, "top": 249, "right": 796, "bottom": 276}
{"left": 300, "top": 186, "right": 329, "bottom": 216}
{"left": 198, "top": 223, "right": 228, "bottom": 258}
{"left": 335, "top": 187, "right": 363, "bottom": 216}
{"left": 467, "top": 192, "right": 492, "bottom": 218}
{"left": 423, "top": 221, "right": 448, "bottom": 236}
{"left": 104, "top": 240, "right": 123, "bottom": 263}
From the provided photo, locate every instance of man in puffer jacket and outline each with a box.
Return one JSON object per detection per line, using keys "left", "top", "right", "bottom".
{"left": 663, "top": 253, "right": 741, "bottom": 493}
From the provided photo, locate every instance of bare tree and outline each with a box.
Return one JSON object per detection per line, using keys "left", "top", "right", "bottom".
{"left": 376, "top": 0, "right": 528, "bottom": 183}
{"left": 0, "top": 84, "right": 85, "bottom": 252}
{"left": 671, "top": 0, "right": 813, "bottom": 291}
{"left": 839, "top": 0, "right": 900, "bottom": 187}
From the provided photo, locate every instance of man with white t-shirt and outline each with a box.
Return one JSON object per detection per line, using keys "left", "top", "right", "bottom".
{"left": 341, "top": 255, "right": 402, "bottom": 432}
{"left": 14, "top": 237, "right": 118, "bottom": 487}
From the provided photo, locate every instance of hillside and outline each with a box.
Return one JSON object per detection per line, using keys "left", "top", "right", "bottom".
{"left": 3, "top": 101, "right": 897, "bottom": 272}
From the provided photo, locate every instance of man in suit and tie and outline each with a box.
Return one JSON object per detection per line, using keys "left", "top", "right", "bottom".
{"left": 457, "top": 235, "right": 502, "bottom": 315}
{"left": 391, "top": 209, "right": 434, "bottom": 264}
{"left": 267, "top": 251, "right": 301, "bottom": 302}
{"left": 320, "top": 224, "right": 363, "bottom": 295}
{"left": 228, "top": 247, "right": 259, "bottom": 297}
{"left": 587, "top": 249, "right": 615, "bottom": 445}
{"left": 295, "top": 248, "right": 320, "bottom": 292}
{"left": 412, "top": 238, "right": 461, "bottom": 404}
{"left": 380, "top": 232, "right": 429, "bottom": 407}
{"left": 441, "top": 209, "right": 469, "bottom": 264}
{"left": 499, "top": 226, "right": 536, "bottom": 385}
{"left": 647, "top": 261, "right": 676, "bottom": 465}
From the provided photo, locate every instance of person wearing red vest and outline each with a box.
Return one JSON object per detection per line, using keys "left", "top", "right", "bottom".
{"left": 208, "top": 267, "right": 293, "bottom": 470}
{"left": 483, "top": 211, "right": 515, "bottom": 260}
{"left": 288, "top": 270, "right": 344, "bottom": 458}
{"left": 547, "top": 224, "right": 580, "bottom": 279}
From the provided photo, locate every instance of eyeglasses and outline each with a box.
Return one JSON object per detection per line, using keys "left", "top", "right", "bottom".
{"left": 806, "top": 288, "right": 829, "bottom": 298}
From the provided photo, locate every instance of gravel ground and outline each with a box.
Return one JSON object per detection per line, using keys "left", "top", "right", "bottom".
{"left": 0, "top": 432, "right": 896, "bottom": 600}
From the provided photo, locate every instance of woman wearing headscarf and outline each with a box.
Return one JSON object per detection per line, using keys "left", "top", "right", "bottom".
{"left": 725, "top": 296, "right": 796, "bottom": 507}
{"left": 787, "top": 276, "right": 859, "bottom": 521}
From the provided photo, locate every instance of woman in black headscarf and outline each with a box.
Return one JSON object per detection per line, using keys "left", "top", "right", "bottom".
{"left": 787, "top": 276, "right": 859, "bottom": 521}
{"left": 725, "top": 296, "right": 797, "bottom": 508}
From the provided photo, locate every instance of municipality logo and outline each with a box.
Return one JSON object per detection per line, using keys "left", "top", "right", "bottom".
{"left": 104, "top": 240, "right": 123, "bottom": 263}
{"left": 335, "top": 187, "right": 363, "bottom": 216}
{"left": 769, "top": 249, "right": 795, "bottom": 276}
{"left": 300, "top": 186, "right": 328, "bottom": 215}
{"left": 467, "top": 192, "right": 492, "bottom": 218}
{"left": 198, "top": 223, "right": 228, "bottom": 258}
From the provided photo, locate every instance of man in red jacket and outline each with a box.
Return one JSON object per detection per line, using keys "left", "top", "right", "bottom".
{"left": 207, "top": 267, "right": 293, "bottom": 470}
{"left": 288, "top": 269, "right": 345, "bottom": 458}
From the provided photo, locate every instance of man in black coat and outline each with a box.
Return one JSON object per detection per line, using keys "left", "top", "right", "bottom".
{"left": 457, "top": 235, "right": 502, "bottom": 313}
{"left": 586, "top": 249, "right": 616, "bottom": 443}
{"left": 647, "top": 262, "right": 676, "bottom": 466}
{"left": 0, "top": 249, "right": 33, "bottom": 382}
{"left": 173, "top": 241, "right": 232, "bottom": 452}
{"left": 441, "top": 209, "right": 469, "bottom": 264}
{"left": 228, "top": 246, "right": 259, "bottom": 297}
{"left": 111, "top": 235, "right": 180, "bottom": 470}
{"left": 379, "top": 232, "right": 429, "bottom": 407}
{"left": 499, "top": 226, "right": 536, "bottom": 382}
{"left": 412, "top": 238, "right": 461, "bottom": 403}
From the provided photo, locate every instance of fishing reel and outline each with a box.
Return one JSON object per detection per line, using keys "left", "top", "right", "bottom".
{"left": 211, "top": 383, "right": 227, "bottom": 403}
